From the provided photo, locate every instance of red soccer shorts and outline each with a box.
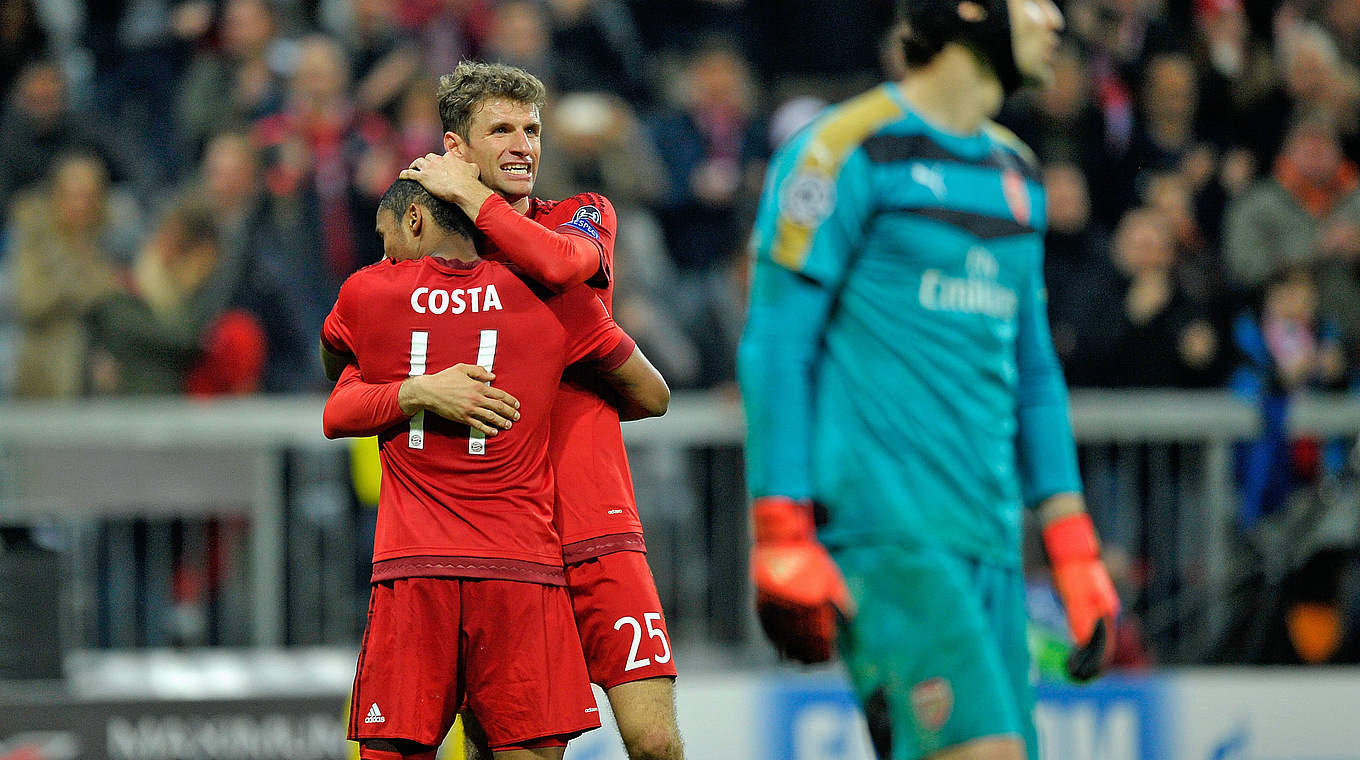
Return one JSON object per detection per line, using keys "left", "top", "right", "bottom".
{"left": 567, "top": 550, "right": 678, "bottom": 689}
{"left": 348, "top": 576, "right": 599, "bottom": 750}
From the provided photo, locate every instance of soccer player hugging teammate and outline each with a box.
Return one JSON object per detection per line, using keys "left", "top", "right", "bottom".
{"left": 330, "top": 61, "right": 685, "bottom": 760}
{"left": 740, "top": 2, "right": 1120, "bottom": 760}
{"left": 320, "top": 177, "right": 669, "bottom": 760}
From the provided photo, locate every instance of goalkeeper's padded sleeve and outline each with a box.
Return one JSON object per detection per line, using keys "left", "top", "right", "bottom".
{"left": 1042, "top": 512, "right": 1121, "bottom": 681}
{"left": 476, "top": 194, "right": 606, "bottom": 291}
{"left": 751, "top": 496, "right": 854, "bottom": 664}
{"left": 323, "top": 364, "right": 407, "bottom": 439}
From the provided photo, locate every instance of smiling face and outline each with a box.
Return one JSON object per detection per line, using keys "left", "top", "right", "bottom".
{"left": 1009, "top": 0, "right": 1064, "bottom": 88}
{"left": 446, "top": 96, "right": 541, "bottom": 206}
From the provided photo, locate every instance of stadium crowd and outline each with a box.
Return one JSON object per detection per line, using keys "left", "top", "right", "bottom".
{"left": 2, "top": 0, "right": 1360, "bottom": 663}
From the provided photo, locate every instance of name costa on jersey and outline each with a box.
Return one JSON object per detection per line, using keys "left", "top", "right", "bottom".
{"left": 410, "top": 284, "right": 504, "bottom": 315}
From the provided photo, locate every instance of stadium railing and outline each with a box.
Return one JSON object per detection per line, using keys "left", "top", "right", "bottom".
{"left": 1, "top": 391, "right": 1358, "bottom": 665}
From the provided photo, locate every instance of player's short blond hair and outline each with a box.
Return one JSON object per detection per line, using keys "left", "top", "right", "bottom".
{"left": 437, "top": 61, "right": 547, "bottom": 139}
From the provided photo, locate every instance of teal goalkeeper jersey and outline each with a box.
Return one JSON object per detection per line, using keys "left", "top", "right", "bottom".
{"left": 738, "top": 83, "right": 1082, "bottom": 566}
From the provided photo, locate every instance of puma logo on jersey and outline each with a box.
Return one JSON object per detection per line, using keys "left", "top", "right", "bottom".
{"left": 410, "top": 284, "right": 503, "bottom": 315}
{"left": 911, "top": 163, "right": 947, "bottom": 200}
{"left": 364, "top": 703, "right": 386, "bottom": 724}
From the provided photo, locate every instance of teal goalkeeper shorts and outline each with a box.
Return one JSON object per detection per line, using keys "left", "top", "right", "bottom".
{"left": 830, "top": 543, "right": 1037, "bottom": 760}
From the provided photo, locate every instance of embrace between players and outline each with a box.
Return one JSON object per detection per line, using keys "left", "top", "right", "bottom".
{"left": 319, "top": 62, "right": 684, "bottom": 760}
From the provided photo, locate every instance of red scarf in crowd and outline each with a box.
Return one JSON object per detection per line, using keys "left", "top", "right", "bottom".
{"left": 1274, "top": 154, "right": 1360, "bottom": 218}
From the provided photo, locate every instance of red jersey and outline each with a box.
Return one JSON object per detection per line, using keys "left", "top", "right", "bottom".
{"left": 478, "top": 192, "right": 645, "bottom": 562}
{"left": 321, "top": 255, "right": 635, "bottom": 584}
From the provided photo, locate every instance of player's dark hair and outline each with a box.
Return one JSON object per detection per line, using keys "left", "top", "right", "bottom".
{"left": 436, "top": 60, "right": 547, "bottom": 139}
{"left": 378, "top": 178, "right": 478, "bottom": 241}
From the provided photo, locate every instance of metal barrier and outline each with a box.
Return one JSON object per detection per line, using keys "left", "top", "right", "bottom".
{"left": 2, "top": 391, "right": 1359, "bottom": 662}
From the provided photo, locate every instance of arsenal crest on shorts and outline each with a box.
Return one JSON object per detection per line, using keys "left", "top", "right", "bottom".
{"left": 910, "top": 677, "right": 954, "bottom": 732}
{"left": 1002, "top": 169, "right": 1030, "bottom": 227}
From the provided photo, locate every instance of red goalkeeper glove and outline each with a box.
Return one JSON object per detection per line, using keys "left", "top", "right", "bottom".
{"left": 1042, "top": 512, "right": 1121, "bottom": 681}
{"left": 750, "top": 496, "right": 854, "bottom": 664}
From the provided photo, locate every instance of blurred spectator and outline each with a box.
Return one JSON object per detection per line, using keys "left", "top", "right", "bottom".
{"left": 1108, "top": 52, "right": 1211, "bottom": 227}
{"left": 544, "top": 0, "right": 650, "bottom": 103}
{"left": 1275, "top": 20, "right": 1360, "bottom": 162}
{"left": 87, "top": 198, "right": 266, "bottom": 395}
{"left": 252, "top": 34, "right": 399, "bottom": 338}
{"left": 1002, "top": 44, "right": 1107, "bottom": 176}
{"left": 396, "top": 0, "right": 496, "bottom": 78}
{"left": 81, "top": 0, "right": 214, "bottom": 186}
{"left": 392, "top": 77, "right": 444, "bottom": 160}
{"left": 10, "top": 153, "right": 134, "bottom": 398}
{"left": 0, "top": 0, "right": 47, "bottom": 100}
{"left": 1223, "top": 117, "right": 1360, "bottom": 351}
{"left": 326, "top": 0, "right": 421, "bottom": 117}
{"left": 0, "top": 60, "right": 128, "bottom": 212}
{"left": 533, "top": 91, "right": 700, "bottom": 387}
{"left": 481, "top": 1, "right": 553, "bottom": 90}
{"left": 535, "top": 91, "right": 665, "bottom": 207}
{"left": 191, "top": 131, "right": 314, "bottom": 391}
{"left": 1068, "top": 207, "right": 1221, "bottom": 387}
{"left": 650, "top": 42, "right": 766, "bottom": 273}
{"left": 1322, "top": 0, "right": 1360, "bottom": 67}
{"left": 175, "top": 0, "right": 287, "bottom": 162}
{"left": 1042, "top": 162, "right": 1111, "bottom": 366}
{"left": 1230, "top": 266, "right": 1349, "bottom": 528}
{"left": 628, "top": 0, "right": 754, "bottom": 60}
{"left": 746, "top": 0, "right": 894, "bottom": 95}
{"left": 1191, "top": 0, "right": 1278, "bottom": 159}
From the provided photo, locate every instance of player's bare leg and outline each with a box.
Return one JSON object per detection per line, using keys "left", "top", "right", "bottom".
{"left": 925, "top": 736, "right": 1025, "bottom": 760}
{"left": 606, "top": 677, "right": 684, "bottom": 760}
{"left": 491, "top": 750, "right": 565, "bottom": 759}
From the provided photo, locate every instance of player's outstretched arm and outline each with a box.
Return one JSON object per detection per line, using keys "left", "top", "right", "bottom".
{"left": 1039, "top": 493, "right": 1120, "bottom": 681}
{"left": 600, "top": 345, "right": 669, "bottom": 421}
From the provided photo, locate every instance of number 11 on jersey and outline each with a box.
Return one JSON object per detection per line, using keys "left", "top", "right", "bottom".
{"left": 407, "top": 329, "right": 499, "bottom": 453}
{"left": 408, "top": 331, "right": 429, "bottom": 450}
{"left": 467, "top": 329, "right": 498, "bottom": 455}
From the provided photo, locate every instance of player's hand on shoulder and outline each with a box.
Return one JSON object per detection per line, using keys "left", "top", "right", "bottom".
{"left": 750, "top": 496, "right": 855, "bottom": 665}
{"left": 400, "top": 364, "right": 521, "bottom": 436}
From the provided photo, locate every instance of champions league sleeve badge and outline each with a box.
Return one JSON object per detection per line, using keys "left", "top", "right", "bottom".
{"left": 563, "top": 204, "right": 602, "bottom": 239}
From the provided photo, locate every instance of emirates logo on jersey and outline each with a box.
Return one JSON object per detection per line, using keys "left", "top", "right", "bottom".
{"left": 1002, "top": 169, "right": 1030, "bottom": 226}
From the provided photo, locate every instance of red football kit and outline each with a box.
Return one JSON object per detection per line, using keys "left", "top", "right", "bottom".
{"left": 327, "top": 192, "right": 677, "bottom": 688}
{"left": 322, "top": 254, "right": 635, "bottom": 582}
{"left": 323, "top": 255, "right": 633, "bottom": 750}
{"left": 477, "top": 192, "right": 645, "bottom": 558}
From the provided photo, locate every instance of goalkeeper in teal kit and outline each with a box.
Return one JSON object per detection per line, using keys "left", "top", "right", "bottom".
{"left": 738, "top": 1, "right": 1120, "bottom": 758}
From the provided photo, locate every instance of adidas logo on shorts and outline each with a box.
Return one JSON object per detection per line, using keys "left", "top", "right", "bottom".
{"left": 365, "top": 703, "right": 386, "bottom": 724}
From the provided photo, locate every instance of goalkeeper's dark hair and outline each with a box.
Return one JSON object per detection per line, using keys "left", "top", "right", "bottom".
{"left": 896, "top": 0, "right": 1021, "bottom": 92}
{"left": 437, "top": 60, "right": 547, "bottom": 139}
{"left": 378, "top": 179, "right": 478, "bottom": 242}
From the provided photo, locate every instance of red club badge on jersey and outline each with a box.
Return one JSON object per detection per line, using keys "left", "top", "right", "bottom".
{"left": 1002, "top": 169, "right": 1030, "bottom": 226}
{"left": 910, "top": 677, "right": 954, "bottom": 732}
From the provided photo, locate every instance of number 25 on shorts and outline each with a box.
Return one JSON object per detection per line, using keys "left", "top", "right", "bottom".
{"left": 614, "top": 613, "right": 671, "bottom": 671}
